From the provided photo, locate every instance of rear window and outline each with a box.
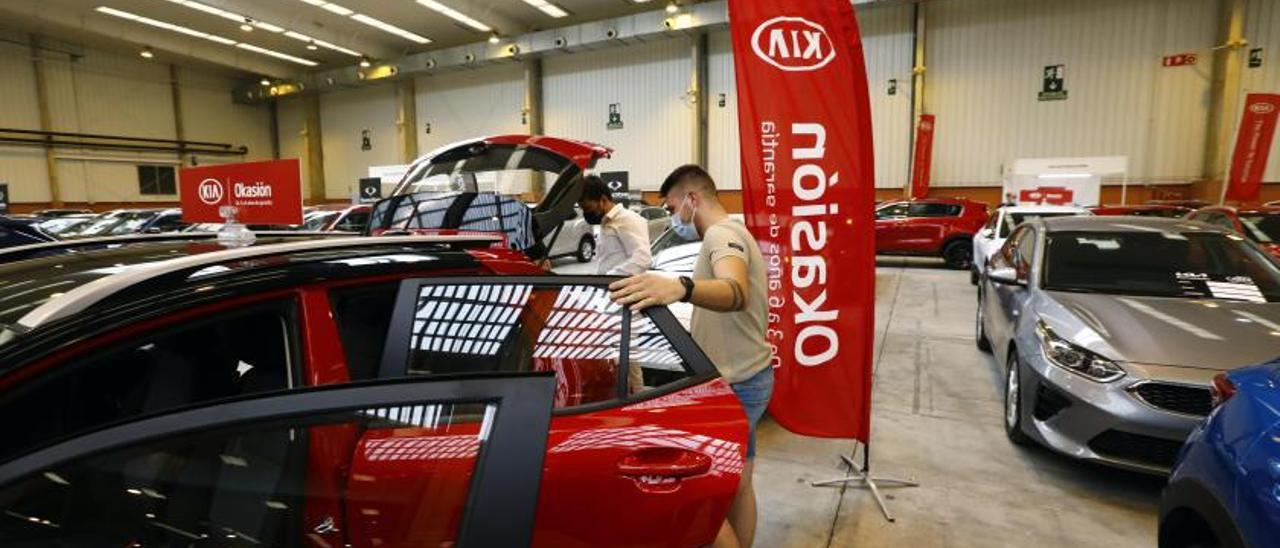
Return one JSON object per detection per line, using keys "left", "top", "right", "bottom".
{"left": 908, "top": 203, "right": 962, "bottom": 217}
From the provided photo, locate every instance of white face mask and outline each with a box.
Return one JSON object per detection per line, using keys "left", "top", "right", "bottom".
{"left": 670, "top": 195, "right": 700, "bottom": 241}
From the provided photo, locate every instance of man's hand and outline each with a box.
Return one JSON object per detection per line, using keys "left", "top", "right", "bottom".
{"left": 609, "top": 272, "right": 685, "bottom": 311}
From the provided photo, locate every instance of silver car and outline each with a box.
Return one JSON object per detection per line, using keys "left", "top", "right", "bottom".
{"left": 977, "top": 216, "right": 1280, "bottom": 474}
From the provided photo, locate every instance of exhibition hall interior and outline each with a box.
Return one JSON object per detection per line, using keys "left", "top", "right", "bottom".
{"left": 0, "top": 0, "right": 1278, "bottom": 546}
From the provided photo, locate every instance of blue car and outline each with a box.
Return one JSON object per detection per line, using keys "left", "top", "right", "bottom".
{"left": 1161, "top": 359, "right": 1280, "bottom": 548}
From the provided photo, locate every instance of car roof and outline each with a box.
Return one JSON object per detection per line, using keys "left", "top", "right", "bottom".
{"left": 1038, "top": 216, "right": 1227, "bottom": 233}
{"left": 998, "top": 204, "right": 1092, "bottom": 214}
{"left": 0, "top": 235, "right": 502, "bottom": 336}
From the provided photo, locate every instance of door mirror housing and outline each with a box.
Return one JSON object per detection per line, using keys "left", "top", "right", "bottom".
{"left": 987, "top": 266, "right": 1025, "bottom": 286}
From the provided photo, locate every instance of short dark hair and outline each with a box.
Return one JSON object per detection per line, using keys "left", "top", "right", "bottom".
{"left": 580, "top": 175, "right": 612, "bottom": 202}
{"left": 659, "top": 164, "right": 717, "bottom": 198}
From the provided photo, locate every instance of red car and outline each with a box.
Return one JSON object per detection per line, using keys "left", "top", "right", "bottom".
{"left": 1187, "top": 205, "right": 1280, "bottom": 260}
{"left": 874, "top": 198, "right": 990, "bottom": 269}
{"left": 1089, "top": 204, "right": 1192, "bottom": 218}
{"left": 0, "top": 235, "right": 746, "bottom": 546}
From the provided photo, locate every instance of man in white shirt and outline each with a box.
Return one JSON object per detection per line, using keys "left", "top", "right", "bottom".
{"left": 578, "top": 176, "right": 651, "bottom": 276}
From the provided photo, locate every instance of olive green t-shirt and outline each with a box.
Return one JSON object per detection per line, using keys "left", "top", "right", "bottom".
{"left": 689, "top": 219, "right": 771, "bottom": 384}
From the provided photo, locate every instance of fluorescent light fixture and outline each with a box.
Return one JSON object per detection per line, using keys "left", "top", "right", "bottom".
{"left": 521, "top": 0, "right": 569, "bottom": 18}
{"left": 283, "top": 30, "right": 362, "bottom": 56}
{"left": 236, "top": 43, "right": 319, "bottom": 66}
{"left": 416, "top": 0, "right": 492, "bottom": 32}
{"left": 321, "top": 3, "right": 355, "bottom": 16}
{"left": 95, "top": 7, "right": 235, "bottom": 45}
{"left": 1038, "top": 173, "right": 1093, "bottom": 179}
{"left": 139, "top": 47, "right": 154, "bottom": 59}
{"left": 350, "top": 13, "right": 431, "bottom": 44}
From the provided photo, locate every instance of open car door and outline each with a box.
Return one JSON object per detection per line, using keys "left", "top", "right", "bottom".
{"left": 0, "top": 374, "right": 555, "bottom": 548}
{"left": 367, "top": 135, "right": 611, "bottom": 260}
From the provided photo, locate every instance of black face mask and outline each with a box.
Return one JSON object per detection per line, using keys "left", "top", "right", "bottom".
{"left": 583, "top": 209, "right": 604, "bottom": 225}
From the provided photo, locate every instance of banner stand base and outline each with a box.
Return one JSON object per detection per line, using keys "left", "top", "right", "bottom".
{"left": 810, "top": 447, "right": 918, "bottom": 523}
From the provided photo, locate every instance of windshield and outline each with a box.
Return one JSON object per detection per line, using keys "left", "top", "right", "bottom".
{"left": 1043, "top": 230, "right": 1280, "bottom": 302}
{"left": 302, "top": 211, "right": 340, "bottom": 231}
{"left": 1000, "top": 212, "right": 1080, "bottom": 238}
{"left": 393, "top": 143, "right": 573, "bottom": 197}
{"left": 73, "top": 212, "right": 157, "bottom": 237}
{"left": 1239, "top": 214, "right": 1280, "bottom": 244}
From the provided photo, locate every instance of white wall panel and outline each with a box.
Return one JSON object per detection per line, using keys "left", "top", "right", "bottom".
{"left": 179, "top": 69, "right": 273, "bottom": 163}
{"left": 276, "top": 96, "right": 309, "bottom": 193}
{"left": 416, "top": 64, "right": 526, "bottom": 156}
{"left": 925, "top": 0, "right": 1216, "bottom": 187}
{"left": 707, "top": 31, "right": 741, "bottom": 190}
{"left": 0, "top": 42, "right": 50, "bottom": 203}
{"left": 320, "top": 84, "right": 398, "bottom": 199}
{"left": 544, "top": 38, "right": 693, "bottom": 191}
{"left": 861, "top": 3, "right": 915, "bottom": 189}
{"left": 1245, "top": 0, "right": 1280, "bottom": 183}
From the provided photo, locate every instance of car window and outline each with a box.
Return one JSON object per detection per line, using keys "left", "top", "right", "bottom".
{"left": 907, "top": 203, "right": 960, "bottom": 217}
{"left": 993, "top": 226, "right": 1026, "bottom": 270}
{"left": 336, "top": 210, "right": 371, "bottom": 232}
{"left": 1015, "top": 228, "right": 1037, "bottom": 278}
{"left": 876, "top": 203, "right": 908, "bottom": 219}
{"left": 0, "top": 399, "right": 494, "bottom": 546}
{"left": 401, "top": 283, "right": 693, "bottom": 408}
{"left": 0, "top": 301, "right": 298, "bottom": 463}
{"left": 331, "top": 283, "right": 400, "bottom": 381}
{"left": 983, "top": 212, "right": 999, "bottom": 233}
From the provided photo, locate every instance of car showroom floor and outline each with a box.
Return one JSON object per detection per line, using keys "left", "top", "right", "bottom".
{"left": 553, "top": 256, "right": 1165, "bottom": 547}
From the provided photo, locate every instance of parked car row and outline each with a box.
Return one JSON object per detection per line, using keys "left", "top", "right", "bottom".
{"left": 971, "top": 214, "right": 1280, "bottom": 547}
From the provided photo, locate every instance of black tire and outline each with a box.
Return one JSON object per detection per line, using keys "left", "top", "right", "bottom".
{"left": 970, "top": 269, "right": 979, "bottom": 285}
{"left": 575, "top": 236, "right": 596, "bottom": 263}
{"left": 1004, "top": 351, "right": 1034, "bottom": 446}
{"left": 975, "top": 289, "right": 992, "bottom": 352}
{"left": 942, "top": 240, "right": 973, "bottom": 270}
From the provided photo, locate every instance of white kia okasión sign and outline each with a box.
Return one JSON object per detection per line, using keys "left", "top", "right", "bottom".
{"left": 750, "top": 16, "right": 837, "bottom": 72}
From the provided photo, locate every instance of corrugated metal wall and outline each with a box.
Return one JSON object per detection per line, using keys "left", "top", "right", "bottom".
{"left": 0, "top": 34, "right": 271, "bottom": 204}
{"left": 707, "top": 30, "right": 741, "bottom": 190}
{"left": 319, "top": 84, "right": 399, "bottom": 200}
{"left": 275, "top": 96, "right": 309, "bottom": 194}
{"left": 416, "top": 64, "right": 527, "bottom": 156}
{"left": 1245, "top": 0, "right": 1280, "bottom": 183}
{"left": 925, "top": 0, "right": 1216, "bottom": 187}
{"left": 861, "top": 3, "right": 916, "bottom": 189}
{"left": 544, "top": 38, "right": 694, "bottom": 191}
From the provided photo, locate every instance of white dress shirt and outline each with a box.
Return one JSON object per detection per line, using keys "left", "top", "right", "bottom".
{"left": 596, "top": 203, "right": 652, "bottom": 276}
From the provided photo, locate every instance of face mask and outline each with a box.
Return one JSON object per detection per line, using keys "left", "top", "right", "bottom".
{"left": 583, "top": 209, "right": 604, "bottom": 225}
{"left": 670, "top": 196, "right": 700, "bottom": 241}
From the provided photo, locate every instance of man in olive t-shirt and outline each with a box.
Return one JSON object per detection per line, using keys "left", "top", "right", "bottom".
{"left": 609, "top": 165, "right": 772, "bottom": 548}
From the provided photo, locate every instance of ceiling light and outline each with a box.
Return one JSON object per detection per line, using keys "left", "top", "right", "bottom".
{"left": 96, "top": 7, "right": 235, "bottom": 45}
{"left": 350, "top": 14, "right": 431, "bottom": 44}
{"left": 416, "top": 0, "right": 492, "bottom": 32}
{"left": 488, "top": 33, "right": 500, "bottom": 44}
{"left": 260, "top": 78, "right": 271, "bottom": 86}
{"left": 665, "top": 2, "right": 679, "bottom": 14}
{"left": 521, "top": 0, "right": 569, "bottom": 18}
{"left": 235, "top": 43, "right": 319, "bottom": 66}
{"left": 359, "top": 57, "right": 372, "bottom": 68}
{"left": 306, "top": 42, "right": 318, "bottom": 50}
{"left": 283, "top": 30, "right": 362, "bottom": 56}
{"left": 139, "top": 47, "right": 154, "bottom": 59}
{"left": 321, "top": 3, "right": 354, "bottom": 16}
{"left": 240, "top": 21, "right": 254, "bottom": 32}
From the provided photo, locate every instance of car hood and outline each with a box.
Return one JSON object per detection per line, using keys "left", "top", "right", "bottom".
{"left": 1041, "top": 292, "right": 1280, "bottom": 371}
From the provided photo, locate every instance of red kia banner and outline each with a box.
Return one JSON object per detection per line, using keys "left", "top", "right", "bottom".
{"left": 910, "top": 114, "right": 936, "bottom": 200}
{"left": 730, "top": 1, "right": 874, "bottom": 440}
{"left": 179, "top": 159, "right": 304, "bottom": 224}
{"left": 1226, "top": 93, "right": 1280, "bottom": 202}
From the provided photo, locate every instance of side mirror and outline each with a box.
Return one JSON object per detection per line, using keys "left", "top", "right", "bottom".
{"left": 987, "top": 266, "right": 1024, "bottom": 286}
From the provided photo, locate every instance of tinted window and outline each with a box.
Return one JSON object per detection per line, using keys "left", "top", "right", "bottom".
{"left": 908, "top": 203, "right": 961, "bottom": 217}
{"left": 1042, "top": 231, "right": 1280, "bottom": 301}
{"left": 404, "top": 283, "right": 691, "bottom": 407}
{"left": 331, "top": 283, "right": 399, "bottom": 381}
{"left": 0, "top": 302, "right": 296, "bottom": 463}
{"left": 876, "top": 203, "right": 908, "bottom": 219}
{"left": 337, "top": 210, "right": 371, "bottom": 232}
{"left": 0, "top": 403, "right": 489, "bottom": 546}
{"left": 1239, "top": 214, "right": 1280, "bottom": 243}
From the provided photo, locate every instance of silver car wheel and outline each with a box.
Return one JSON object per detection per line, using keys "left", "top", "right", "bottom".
{"left": 1005, "top": 360, "right": 1020, "bottom": 428}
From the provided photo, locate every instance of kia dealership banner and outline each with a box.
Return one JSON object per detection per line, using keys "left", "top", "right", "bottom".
{"left": 180, "top": 159, "right": 303, "bottom": 225}
{"left": 730, "top": 1, "right": 874, "bottom": 440}
{"left": 910, "top": 114, "right": 936, "bottom": 200}
{"left": 1225, "top": 93, "right": 1280, "bottom": 202}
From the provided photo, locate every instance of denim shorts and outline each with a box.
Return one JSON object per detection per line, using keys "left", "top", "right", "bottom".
{"left": 731, "top": 366, "right": 774, "bottom": 458}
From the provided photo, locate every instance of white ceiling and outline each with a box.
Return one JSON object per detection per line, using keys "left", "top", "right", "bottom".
{"left": 0, "top": 0, "right": 676, "bottom": 77}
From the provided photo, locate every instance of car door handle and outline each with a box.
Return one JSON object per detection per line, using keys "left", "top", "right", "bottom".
{"left": 617, "top": 447, "right": 712, "bottom": 478}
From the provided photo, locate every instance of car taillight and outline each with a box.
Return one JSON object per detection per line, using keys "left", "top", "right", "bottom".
{"left": 1210, "top": 373, "right": 1237, "bottom": 408}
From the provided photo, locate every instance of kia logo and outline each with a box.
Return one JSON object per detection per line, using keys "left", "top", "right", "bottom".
{"left": 198, "top": 178, "right": 224, "bottom": 205}
{"left": 1250, "top": 102, "right": 1276, "bottom": 114}
{"left": 751, "top": 16, "right": 837, "bottom": 72}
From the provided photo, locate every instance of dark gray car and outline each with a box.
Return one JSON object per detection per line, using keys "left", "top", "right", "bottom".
{"left": 976, "top": 216, "right": 1280, "bottom": 473}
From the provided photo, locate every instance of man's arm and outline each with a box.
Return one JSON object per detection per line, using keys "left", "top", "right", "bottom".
{"left": 609, "top": 225, "right": 751, "bottom": 312}
{"left": 606, "top": 215, "right": 653, "bottom": 276}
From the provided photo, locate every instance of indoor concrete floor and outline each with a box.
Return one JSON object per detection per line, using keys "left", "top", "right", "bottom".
{"left": 553, "top": 255, "right": 1165, "bottom": 547}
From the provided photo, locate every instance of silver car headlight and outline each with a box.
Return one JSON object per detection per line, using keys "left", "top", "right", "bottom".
{"left": 1034, "top": 320, "right": 1124, "bottom": 382}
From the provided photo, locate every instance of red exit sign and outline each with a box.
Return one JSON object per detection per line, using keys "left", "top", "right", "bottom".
{"left": 1162, "top": 53, "right": 1197, "bottom": 67}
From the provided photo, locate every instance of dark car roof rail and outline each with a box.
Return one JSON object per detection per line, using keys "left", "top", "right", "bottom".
{"left": 14, "top": 234, "right": 503, "bottom": 331}
{"left": 0, "top": 231, "right": 358, "bottom": 263}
